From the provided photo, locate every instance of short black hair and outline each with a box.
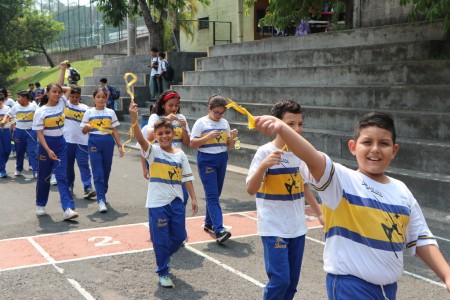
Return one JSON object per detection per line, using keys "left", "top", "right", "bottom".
{"left": 355, "top": 112, "right": 396, "bottom": 144}
{"left": 100, "top": 78, "right": 107, "bottom": 84}
{"left": 151, "top": 47, "right": 158, "bottom": 52}
{"left": 154, "top": 118, "right": 174, "bottom": 132}
{"left": 70, "top": 86, "right": 81, "bottom": 94}
{"left": 271, "top": 100, "right": 302, "bottom": 119}
{"left": 35, "top": 82, "right": 41, "bottom": 87}
{"left": 158, "top": 52, "right": 166, "bottom": 59}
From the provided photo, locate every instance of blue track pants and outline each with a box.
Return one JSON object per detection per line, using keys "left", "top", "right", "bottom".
{"left": 14, "top": 128, "right": 38, "bottom": 172}
{"left": 149, "top": 197, "right": 187, "bottom": 277}
{"left": 66, "top": 143, "right": 93, "bottom": 191}
{"left": 88, "top": 134, "right": 115, "bottom": 203}
{"left": 262, "top": 235, "right": 306, "bottom": 300}
{"left": 326, "top": 274, "right": 397, "bottom": 300}
{"left": 197, "top": 151, "right": 228, "bottom": 234}
{"left": 36, "top": 136, "right": 75, "bottom": 211}
{"left": 0, "top": 129, "right": 11, "bottom": 173}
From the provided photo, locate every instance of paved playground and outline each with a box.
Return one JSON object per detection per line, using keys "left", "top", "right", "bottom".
{"left": 0, "top": 149, "right": 448, "bottom": 300}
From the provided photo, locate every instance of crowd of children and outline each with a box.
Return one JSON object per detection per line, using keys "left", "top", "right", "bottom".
{"left": 0, "top": 60, "right": 449, "bottom": 298}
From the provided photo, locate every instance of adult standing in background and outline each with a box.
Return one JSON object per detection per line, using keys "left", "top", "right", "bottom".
{"left": 148, "top": 47, "right": 160, "bottom": 102}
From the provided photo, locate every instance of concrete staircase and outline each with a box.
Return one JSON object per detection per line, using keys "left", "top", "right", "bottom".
{"left": 79, "top": 21, "right": 449, "bottom": 212}
{"left": 173, "top": 20, "right": 449, "bottom": 212}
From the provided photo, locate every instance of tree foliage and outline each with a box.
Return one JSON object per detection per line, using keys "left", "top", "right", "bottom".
{"left": 96, "top": 0, "right": 210, "bottom": 51}
{"left": 400, "top": 0, "right": 450, "bottom": 29}
{"left": 11, "top": 10, "right": 64, "bottom": 67}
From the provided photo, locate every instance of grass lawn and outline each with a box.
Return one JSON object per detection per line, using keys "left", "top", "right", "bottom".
{"left": 7, "top": 59, "right": 101, "bottom": 95}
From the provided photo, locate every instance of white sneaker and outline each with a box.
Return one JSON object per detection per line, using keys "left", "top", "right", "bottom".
{"left": 14, "top": 170, "right": 22, "bottom": 176}
{"left": 50, "top": 174, "right": 57, "bottom": 186}
{"left": 63, "top": 208, "right": 79, "bottom": 220}
{"left": 158, "top": 275, "right": 174, "bottom": 288}
{"left": 98, "top": 201, "right": 107, "bottom": 213}
{"left": 36, "top": 206, "right": 47, "bottom": 216}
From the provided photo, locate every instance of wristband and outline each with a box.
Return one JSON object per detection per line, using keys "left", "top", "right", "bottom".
{"left": 117, "top": 144, "right": 122, "bottom": 148}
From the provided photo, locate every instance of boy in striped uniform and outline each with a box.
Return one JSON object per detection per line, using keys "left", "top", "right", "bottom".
{"left": 246, "top": 100, "right": 323, "bottom": 300}
{"left": 129, "top": 102, "right": 198, "bottom": 288}
{"left": 254, "top": 112, "right": 450, "bottom": 299}
{"left": 63, "top": 86, "right": 96, "bottom": 199}
{"left": 0, "top": 90, "right": 38, "bottom": 178}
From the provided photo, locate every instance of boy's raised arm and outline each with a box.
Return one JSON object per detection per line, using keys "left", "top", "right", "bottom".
{"left": 254, "top": 115, "right": 326, "bottom": 182}
{"left": 129, "top": 103, "right": 149, "bottom": 152}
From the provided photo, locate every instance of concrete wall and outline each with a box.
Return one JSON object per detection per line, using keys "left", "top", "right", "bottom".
{"left": 354, "top": 0, "right": 416, "bottom": 28}
{"left": 180, "top": 0, "right": 255, "bottom": 52}
{"left": 28, "top": 35, "right": 151, "bottom": 66}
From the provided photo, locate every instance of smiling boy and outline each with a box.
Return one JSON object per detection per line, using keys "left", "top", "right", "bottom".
{"left": 254, "top": 111, "right": 450, "bottom": 299}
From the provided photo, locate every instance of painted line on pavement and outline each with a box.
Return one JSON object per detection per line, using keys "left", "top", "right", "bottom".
{"left": 184, "top": 244, "right": 265, "bottom": 288}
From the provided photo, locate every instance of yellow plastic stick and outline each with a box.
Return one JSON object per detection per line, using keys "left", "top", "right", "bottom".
{"left": 225, "top": 98, "right": 255, "bottom": 129}
{"left": 121, "top": 72, "right": 138, "bottom": 152}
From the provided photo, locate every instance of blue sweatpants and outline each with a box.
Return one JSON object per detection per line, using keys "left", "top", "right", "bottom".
{"left": 197, "top": 151, "right": 228, "bottom": 234}
{"left": 88, "top": 134, "right": 115, "bottom": 203}
{"left": 262, "top": 235, "right": 306, "bottom": 300}
{"left": 36, "top": 136, "right": 75, "bottom": 211}
{"left": 0, "top": 129, "right": 11, "bottom": 173}
{"left": 14, "top": 128, "right": 38, "bottom": 172}
{"left": 149, "top": 197, "right": 187, "bottom": 277}
{"left": 66, "top": 142, "right": 93, "bottom": 191}
{"left": 326, "top": 274, "right": 397, "bottom": 300}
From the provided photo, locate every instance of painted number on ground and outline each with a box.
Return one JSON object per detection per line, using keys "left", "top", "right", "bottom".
{"left": 88, "top": 236, "right": 121, "bottom": 247}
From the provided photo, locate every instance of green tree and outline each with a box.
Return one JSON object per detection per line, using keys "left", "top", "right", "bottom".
{"left": 10, "top": 10, "right": 64, "bottom": 67}
{"left": 400, "top": 0, "right": 450, "bottom": 29}
{"left": 0, "top": 0, "right": 33, "bottom": 86}
{"left": 243, "top": 0, "right": 351, "bottom": 30}
{"left": 96, "top": 0, "right": 210, "bottom": 51}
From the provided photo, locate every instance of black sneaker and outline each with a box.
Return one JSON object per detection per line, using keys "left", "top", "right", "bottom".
{"left": 216, "top": 231, "right": 231, "bottom": 244}
{"left": 84, "top": 188, "right": 97, "bottom": 200}
{"left": 203, "top": 224, "right": 214, "bottom": 234}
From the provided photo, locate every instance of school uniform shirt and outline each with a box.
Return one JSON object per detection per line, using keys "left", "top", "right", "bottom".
{"left": 8, "top": 102, "right": 38, "bottom": 130}
{"left": 147, "top": 113, "right": 190, "bottom": 149}
{"left": 0, "top": 106, "right": 11, "bottom": 128}
{"left": 303, "top": 153, "right": 437, "bottom": 286}
{"left": 32, "top": 97, "right": 66, "bottom": 136}
{"left": 190, "top": 116, "right": 230, "bottom": 154}
{"left": 4, "top": 98, "right": 15, "bottom": 108}
{"left": 141, "top": 141, "right": 194, "bottom": 208}
{"left": 80, "top": 107, "right": 120, "bottom": 135}
{"left": 64, "top": 102, "right": 89, "bottom": 145}
{"left": 246, "top": 143, "right": 307, "bottom": 238}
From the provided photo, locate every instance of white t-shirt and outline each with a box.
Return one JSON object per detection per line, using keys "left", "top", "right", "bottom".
{"left": 5, "top": 98, "right": 15, "bottom": 108}
{"left": 80, "top": 107, "right": 120, "bottom": 135}
{"left": 32, "top": 97, "right": 66, "bottom": 136}
{"left": 150, "top": 57, "right": 160, "bottom": 77}
{"left": 0, "top": 106, "right": 11, "bottom": 128}
{"left": 190, "top": 116, "right": 230, "bottom": 154}
{"left": 147, "top": 113, "right": 190, "bottom": 149}
{"left": 140, "top": 141, "right": 194, "bottom": 208}
{"left": 64, "top": 102, "right": 90, "bottom": 145}
{"left": 304, "top": 154, "right": 437, "bottom": 285}
{"left": 8, "top": 102, "right": 38, "bottom": 130}
{"left": 247, "top": 142, "right": 307, "bottom": 238}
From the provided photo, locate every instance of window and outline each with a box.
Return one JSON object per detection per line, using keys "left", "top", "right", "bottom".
{"left": 198, "top": 17, "right": 209, "bottom": 30}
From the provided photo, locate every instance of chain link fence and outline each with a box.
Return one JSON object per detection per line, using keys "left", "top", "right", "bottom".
{"left": 36, "top": 0, "right": 148, "bottom": 54}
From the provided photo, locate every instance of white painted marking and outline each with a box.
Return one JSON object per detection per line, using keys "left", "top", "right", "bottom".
{"left": 27, "top": 237, "right": 64, "bottom": 274}
{"left": 434, "top": 235, "right": 450, "bottom": 243}
{"left": 403, "top": 271, "right": 446, "bottom": 288}
{"left": 184, "top": 244, "right": 265, "bottom": 288}
{"left": 88, "top": 236, "right": 121, "bottom": 247}
{"left": 67, "top": 278, "right": 96, "bottom": 300}
{"left": 306, "top": 236, "right": 325, "bottom": 246}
